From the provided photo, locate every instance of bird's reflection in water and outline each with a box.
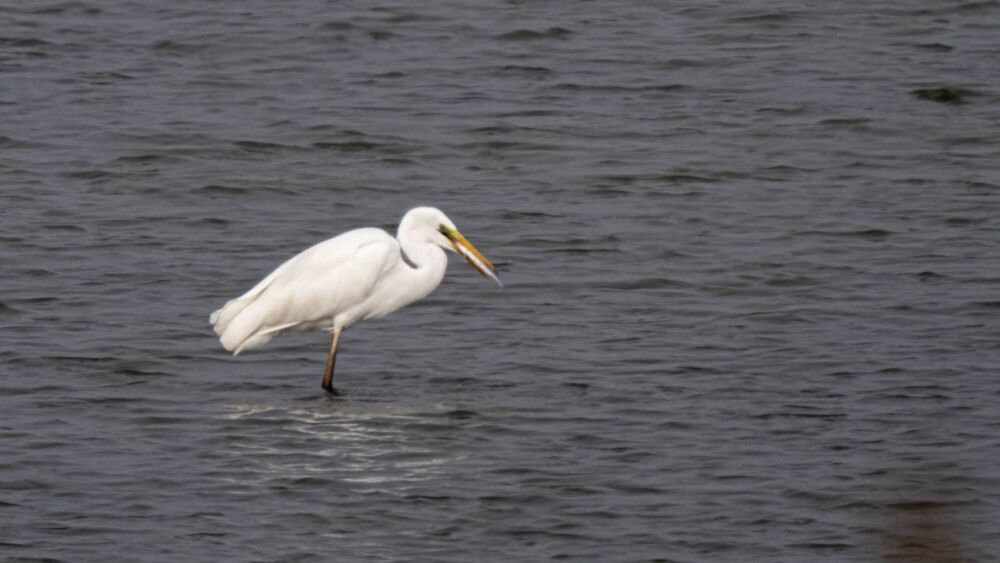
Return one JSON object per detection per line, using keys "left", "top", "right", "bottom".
{"left": 220, "top": 401, "right": 465, "bottom": 489}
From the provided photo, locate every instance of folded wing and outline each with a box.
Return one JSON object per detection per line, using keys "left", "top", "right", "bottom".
{"left": 210, "top": 228, "right": 398, "bottom": 354}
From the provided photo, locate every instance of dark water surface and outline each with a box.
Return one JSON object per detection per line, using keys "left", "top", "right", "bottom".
{"left": 3, "top": 1, "right": 1000, "bottom": 561}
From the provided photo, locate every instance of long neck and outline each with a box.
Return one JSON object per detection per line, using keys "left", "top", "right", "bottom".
{"left": 397, "top": 233, "right": 448, "bottom": 302}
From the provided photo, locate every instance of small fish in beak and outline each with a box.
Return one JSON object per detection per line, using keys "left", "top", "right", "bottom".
{"left": 440, "top": 226, "right": 502, "bottom": 287}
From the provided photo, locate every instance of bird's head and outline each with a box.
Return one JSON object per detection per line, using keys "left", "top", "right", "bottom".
{"left": 400, "top": 207, "right": 502, "bottom": 286}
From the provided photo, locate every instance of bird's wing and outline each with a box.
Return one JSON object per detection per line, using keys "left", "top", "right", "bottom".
{"left": 265, "top": 230, "right": 400, "bottom": 326}
{"left": 209, "top": 245, "right": 314, "bottom": 331}
{"left": 216, "top": 229, "right": 400, "bottom": 353}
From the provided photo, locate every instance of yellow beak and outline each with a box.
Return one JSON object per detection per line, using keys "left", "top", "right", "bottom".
{"left": 442, "top": 227, "right": 502, "bottom": 286}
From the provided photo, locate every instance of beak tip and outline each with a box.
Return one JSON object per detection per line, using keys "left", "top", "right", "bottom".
{"left": 451, "top": 231, "right": 502, "bottom": 288}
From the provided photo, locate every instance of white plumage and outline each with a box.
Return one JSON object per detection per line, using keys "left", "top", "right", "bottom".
{"left": 210, "top": 207, "right": 500, "bottom": 393}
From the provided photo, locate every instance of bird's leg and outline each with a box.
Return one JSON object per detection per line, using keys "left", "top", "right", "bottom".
{"left": 321, "top": 327, "right": 342, "bottom": 395}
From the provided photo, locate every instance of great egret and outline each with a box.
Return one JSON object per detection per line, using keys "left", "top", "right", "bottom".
{"left": 210, "top": 207, "right": 501, "bottom": 393}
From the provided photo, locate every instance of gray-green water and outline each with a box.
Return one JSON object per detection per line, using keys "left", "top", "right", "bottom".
{"left": 3, "top": 1, "right": 999, "bottom": 560}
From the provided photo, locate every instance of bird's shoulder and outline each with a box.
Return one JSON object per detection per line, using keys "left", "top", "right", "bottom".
{"left": 303, "top": 227, "right": 397, "bottom": 261}
{"left": 232, "top": 228, "right": 400, "bottom": 307}
{"left": 279, "top": 227, "right": 399, "bottom": 280}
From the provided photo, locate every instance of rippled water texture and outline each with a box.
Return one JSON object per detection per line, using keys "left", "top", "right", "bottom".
{"left": 3, "top": 1, "right": 1000, "bottom": 561}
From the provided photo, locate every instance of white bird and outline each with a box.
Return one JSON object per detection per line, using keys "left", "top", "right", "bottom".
{"left": 210, "top": 207, "right": 501, "bottom": 394}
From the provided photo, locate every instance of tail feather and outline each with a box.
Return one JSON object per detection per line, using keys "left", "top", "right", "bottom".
{"left": 210, "top": 249, "right": 307, "bottom": 344}
{"left": 210, "top": 296, "right": 251, "bottom": 337}
{"left": 211, "top": 295, "right": 300, "bottom": 354}
{"left": 215, "top": 300, "right": 262, "bottom": 353}
{"left": 211, "top": 240, "right": 330, "bottom": 354}
{"left": 209, "top": 294, "right": 262, "bottom": 353}
{"left": 232, "top": 328, "right": 288, "bottom": 355}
